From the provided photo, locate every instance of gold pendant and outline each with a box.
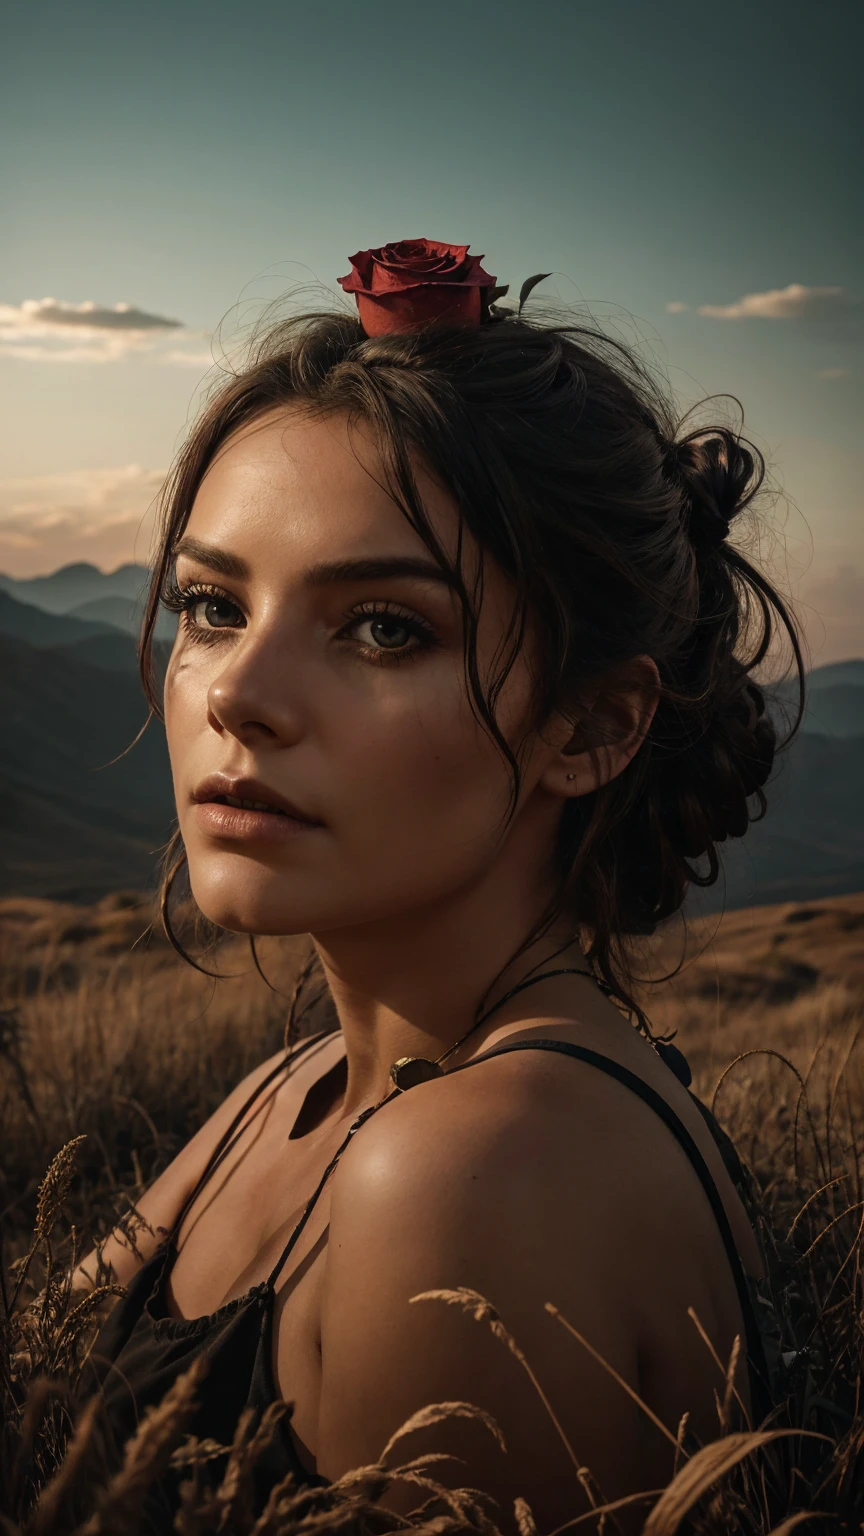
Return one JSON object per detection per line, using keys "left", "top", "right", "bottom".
{"left": 389, "top": 1056, "right": 445, "bottom": 1092}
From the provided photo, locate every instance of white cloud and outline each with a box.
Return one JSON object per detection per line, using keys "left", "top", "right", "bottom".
{"left": 666, "top": 301, "right": 688, "bottom": 314}
{"left": 0, "top": 297, "right": 210, "bottom": 365}
{"left": 0, "top": 465, "right": 166, "bottom": 571}
{"left": 698, "top": 284, "right": 851, "bottom": 320}
{"left": 816, "top": 367, "right": 851, "bottom": 380}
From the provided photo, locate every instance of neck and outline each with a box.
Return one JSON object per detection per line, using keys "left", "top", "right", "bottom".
{"left": 310, "top": 863, "right": 586, "bottom": 1113}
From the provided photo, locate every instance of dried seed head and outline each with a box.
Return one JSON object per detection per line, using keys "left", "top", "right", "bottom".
{"left": 35, "top": 1137, "right": 86, "bottom": 1243}
{"left": 411, "top": 1286, "right": 523, "bottom": 1359}
{"left": 381, "top": 1399, "right": 506, "bottom": 1465}
{"left": 79, "top": 1356, "right": 207, "bottom": 1533}
{"left": 514, "top": 1497, "right": 539, "bottom": 1536}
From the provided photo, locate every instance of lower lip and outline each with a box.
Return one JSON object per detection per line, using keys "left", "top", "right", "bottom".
{"left": 193, "top": 801, "right": 322, "bottom": 843}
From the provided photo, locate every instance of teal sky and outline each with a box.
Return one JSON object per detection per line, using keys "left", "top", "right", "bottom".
{"left": 2, "top": 0, "right": 861, "bottom": 660}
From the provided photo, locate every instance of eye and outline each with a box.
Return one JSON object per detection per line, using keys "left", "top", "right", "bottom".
{"left": 188, "top": 593, "right": 242, "bottom": 630}
{"left": 355, "top": 615, "right": 416, "bottom": 651}
{"left": 341, "top": 602, "right": 437, "bottom": 664}
{"left": 160, "top": 575, "right": 245, "bottom": 639}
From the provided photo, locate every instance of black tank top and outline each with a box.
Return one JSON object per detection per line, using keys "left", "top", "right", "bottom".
{"left": 87, "top": 1030, "right": 775, "bottom": 1530}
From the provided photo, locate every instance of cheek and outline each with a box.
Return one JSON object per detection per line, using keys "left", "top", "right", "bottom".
{"left": 163, "top": 664, "right": 202, "bottom": 774}
{"left": 163, "top": 656, "right": 224, "bottom": 841}
{"left": 329, "top": 670, "right": 513, "bottom": 863}
{"left": 161, "top": 644, "right": 527, "bottom": 932}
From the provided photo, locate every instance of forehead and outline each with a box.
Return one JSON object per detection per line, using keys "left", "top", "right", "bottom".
{"left": 184, "top": 406, "right": 458, "bottom": 565}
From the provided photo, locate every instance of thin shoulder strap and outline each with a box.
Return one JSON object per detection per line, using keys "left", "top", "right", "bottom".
{"left": 169, "top": 1028, "right": 333, "bottom": 1242}
{"left": 455, "top": 1038, "right": 772, "bottom": 1417}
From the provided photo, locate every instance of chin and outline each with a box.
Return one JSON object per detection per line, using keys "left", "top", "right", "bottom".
{"left": 187, "top": 861, "right": 312, "bottom": 937}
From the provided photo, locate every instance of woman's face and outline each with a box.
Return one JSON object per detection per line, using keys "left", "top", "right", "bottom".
{"left": 164, "top": 407, "right": 562, "bottom": 937}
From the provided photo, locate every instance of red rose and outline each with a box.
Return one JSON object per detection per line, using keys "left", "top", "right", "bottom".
{"left": 338, "top": 238, "right": 497, "bottom": 335}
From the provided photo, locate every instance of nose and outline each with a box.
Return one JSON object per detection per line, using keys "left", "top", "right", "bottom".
{"left": 205, "top": 631, "right": 308, "bottom": 750}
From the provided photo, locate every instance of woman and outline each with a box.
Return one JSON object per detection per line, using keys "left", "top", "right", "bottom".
{"left": 80, "top": 238, "right": 798, "bottom": 1530}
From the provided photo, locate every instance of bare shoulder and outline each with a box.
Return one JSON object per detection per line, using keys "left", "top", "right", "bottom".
{"left": 319, "top": 1047, "right": 732, "bottom": 1503}
{"left": 330, "top": 1045, "right": 690, "bottom": 1265}
{"left": 328, "top": 1039, "right": 752, "bottom": 1341}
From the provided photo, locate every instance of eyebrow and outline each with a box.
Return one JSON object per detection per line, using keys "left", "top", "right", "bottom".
{"left": 172, "top": 538, "right": 458, "bottom": 591}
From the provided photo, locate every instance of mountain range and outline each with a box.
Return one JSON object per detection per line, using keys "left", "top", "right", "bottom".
{"left": 1, "top": 561, "right": 863, "bottom": 905}
{"left": 0, "top": 564, "right": 175, "bottom": 896}
{"left": 0, "top": 561, "right": 151, "bottom": 613}
{"left": 0, "top": 562, "right": 177, "bottom": 642}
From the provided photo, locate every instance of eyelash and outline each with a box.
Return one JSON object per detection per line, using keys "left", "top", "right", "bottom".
{"left": 160, "top": 576, "right": 439, "bottom": 666}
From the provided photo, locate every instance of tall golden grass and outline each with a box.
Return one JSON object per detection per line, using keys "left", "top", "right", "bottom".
{"left": 2, "top": 892, "right": 863, "bottom": 1532}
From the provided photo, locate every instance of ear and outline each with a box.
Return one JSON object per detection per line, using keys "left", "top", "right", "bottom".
{"left": 540, "top": 656, "right": 660, "bottom": 799}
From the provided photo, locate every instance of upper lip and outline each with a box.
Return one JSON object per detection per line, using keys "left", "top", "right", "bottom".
{"left": 192, "top": 773, "right": 322, "bottom": 824}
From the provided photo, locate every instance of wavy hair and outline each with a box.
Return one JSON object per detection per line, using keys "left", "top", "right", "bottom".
{"left": 138, "top": 308, "right": 804, "bottom": 1034}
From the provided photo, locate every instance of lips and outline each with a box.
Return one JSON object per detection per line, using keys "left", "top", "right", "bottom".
{"left": 192, "top": 773, "right": 322, "bottom": 824}
{"left": 219, "top": 793, "right": 289, "bottom": 815}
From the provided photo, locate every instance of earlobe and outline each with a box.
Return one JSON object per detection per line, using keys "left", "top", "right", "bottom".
{"left": 558, "top": 754, "right": 597, "bottom": 797}
{"left": 549, "top": 656, "right": 660, "bottom": 799}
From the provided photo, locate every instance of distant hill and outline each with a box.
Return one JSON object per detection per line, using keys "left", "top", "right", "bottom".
{"left": 692, "top": 731, "right": 864, "bottom": 912}
{"left": 0, "top": 773, "right": 173, "bottom": 904}
{"left": 0, "top": 580, "right": 176, "bottom": 650}
{"left": 0, "top": 592, "right": 173, "bottom": 675}
{"left": 0, "top": 589, "right": 120, "bottom": 646}
{"left": 68, "top": 595, "right": 145, "bottom": 632}
{"left": 68, "top": 594, "right": 177, "bottom": 642}
{"left": 0, "top": 631, "right": 174, "bottom": 899}
{"left": 45, "top": 631, "right": 141, "bottom": 673}
{"left": 771, "top": 660, "right": 864, "bottom": 739}
{"left": 796, "top": 684, "right": 864, "bottom": 738}
{"left": 808, "top": 659, "right": 864, "bottom": 690}
{"left": 0, "top": 561, "right": 150, "bottom": 614}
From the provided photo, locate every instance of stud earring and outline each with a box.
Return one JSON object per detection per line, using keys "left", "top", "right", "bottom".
{"left": 566, "top": 772, "right": 576, "bottom": 781}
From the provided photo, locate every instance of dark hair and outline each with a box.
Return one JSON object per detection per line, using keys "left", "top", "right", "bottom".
{"left": 139, "top": 307, "right": 804, "bottom": 1031}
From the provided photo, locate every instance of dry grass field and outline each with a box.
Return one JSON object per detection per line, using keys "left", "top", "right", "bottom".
{"left": 2, "top": 890, "right": 864, "bottom": 1532}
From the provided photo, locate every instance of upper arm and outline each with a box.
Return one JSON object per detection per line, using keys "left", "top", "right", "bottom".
{"left": 73, "top": 1047, "right": 289, "bottom": 1292}
{"left": 316, "top": 1064, "right": 664, "bottom": 1526}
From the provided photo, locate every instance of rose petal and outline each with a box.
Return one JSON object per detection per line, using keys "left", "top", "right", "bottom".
{"left": 338, "top": 238, "right": 495, "bottom": 298}
{"left": 356, "top": 286, "right": 483, "bottom": 334}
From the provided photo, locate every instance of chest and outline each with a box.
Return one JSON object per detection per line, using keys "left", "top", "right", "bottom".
{"left": 164, "top": 1080, "right": 352, "bottom": 1438}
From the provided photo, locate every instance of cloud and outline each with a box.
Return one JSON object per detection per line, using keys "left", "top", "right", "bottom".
{"left": 0, "top": 297, "right": 210, "bottom": 365}
{"left": 698, "top": 284, "right": 851, "bottom": 320}
{"left": 0, "top": 298, "right": 182, "bottom": 334}
{"left": 666, "top": 301, "right": 688, "bottom": 314}
{"left": 816, "top": 367, "right": 851, "bottom": 380}
{"left": 0, "top": 465, "right": 166, "bottom": 572}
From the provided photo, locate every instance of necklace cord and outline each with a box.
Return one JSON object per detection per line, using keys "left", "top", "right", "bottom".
{"left": 436, "top": 966, "right": 608, "bottom": 1068}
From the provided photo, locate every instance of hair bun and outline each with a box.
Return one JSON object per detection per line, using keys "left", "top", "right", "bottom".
{"left": 640, "top": 666, "right": 779, "bottom": 930}
{"left": 665, "top": 427, "right": 764, "bottom": 551}
{"left": 722, "top": 678, "right": 777, "bottom": 799}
